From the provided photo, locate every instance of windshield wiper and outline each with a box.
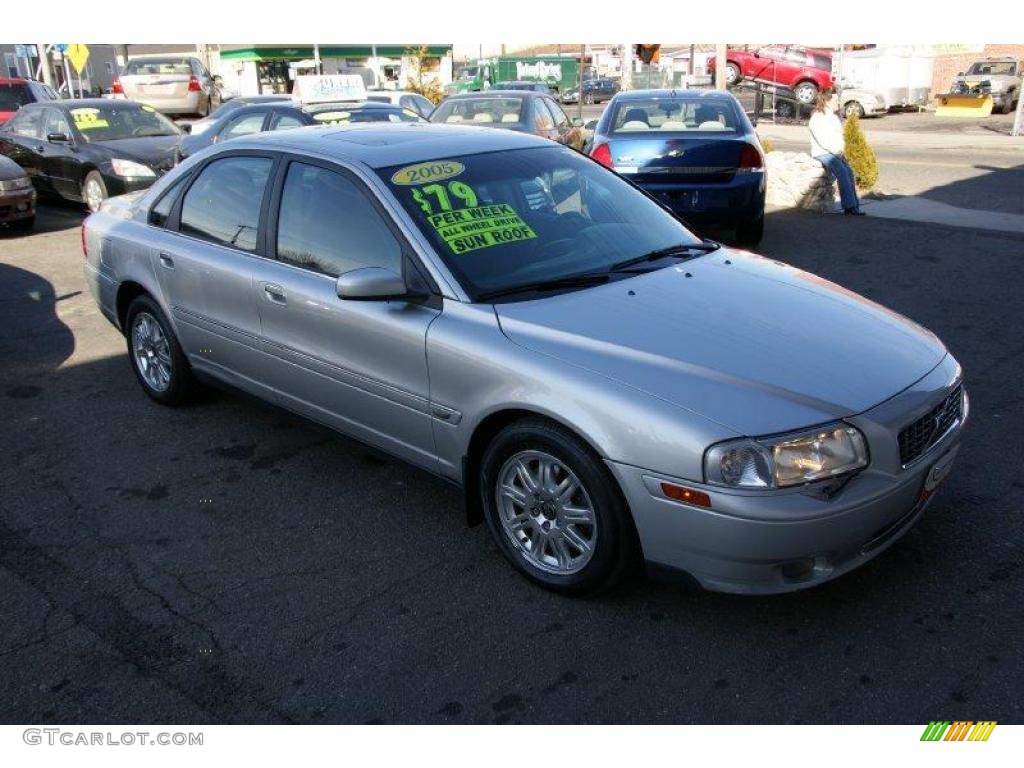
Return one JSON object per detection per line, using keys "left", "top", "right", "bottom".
{"left": 477, "top": 272, "right": 611, "bottom": 302}
{"left": 609, "top": 240, "right": 720, "bottom": 272}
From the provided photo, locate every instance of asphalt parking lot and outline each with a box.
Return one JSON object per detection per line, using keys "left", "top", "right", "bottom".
{"left": 1, "top": 198, "right": 1022, "bottom": 725}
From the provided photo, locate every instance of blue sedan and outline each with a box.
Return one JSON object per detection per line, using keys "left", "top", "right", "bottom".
{"left": 589, "top": 89, "right": 766, "bottom": 246}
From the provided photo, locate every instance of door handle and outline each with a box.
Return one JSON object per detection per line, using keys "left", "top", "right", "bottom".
{"left": 159, "top": 253, "right": 175, "bottom": 269}
{"left": 263, "top": 283, "right": 287, "bottom": 304}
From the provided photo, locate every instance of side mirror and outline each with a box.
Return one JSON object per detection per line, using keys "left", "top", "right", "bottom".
{"left": 179, "top": 123, "right": 192, "bottom": 134}
{"left": 47, "top": 132, "right": 70, "bottom": 144}
{"left": 336, "top": 267, "right": 414, "bottom": 301}
{"left": 584, "top": 119, "right": 598, "bottom": 130}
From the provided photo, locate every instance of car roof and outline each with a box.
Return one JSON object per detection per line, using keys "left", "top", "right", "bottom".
{"left": 225, "top": 122, "right": 550, "bottom": 169}
{"left": 30, "top": 98, "right": 137, "bottom": 110}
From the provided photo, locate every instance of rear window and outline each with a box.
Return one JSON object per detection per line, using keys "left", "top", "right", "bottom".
{"left": 308, "top": 105, "right": 422, "bottom": 124}
{"left": 811, "top": 53, "right": 833, "bottom": 71}
{"left": 431, "top": 97, "right": 525, "bottom": 125}
{"left": 123, "top": 58, "right": 193, "bottom": 76}
{"left": 609, "top": 97, "right": 740, "bottom": 133}
{"left": 0, "top": 83, "right": 32, "bottom": 112}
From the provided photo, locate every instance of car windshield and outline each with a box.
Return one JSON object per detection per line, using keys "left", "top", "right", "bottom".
{"left": 377, "top": 145, "right": 703, "bottom": 300}
{"left": 431, "top": 97, "right": 525, "bottom": 126}
{"left": 308, "top": 104, "right": 422, "bottom": 124}
{"left": 69, "top": 104, "right": 181, "bottom": 141}
{"left": 123, "top": 58, "right": 193, "bottom": 76}
{"left": 457, "top": 67, "right": 479, "bottom": 80}
{"left": 0, "top": 83, "right": 32, "bottom": 112}
{"left": 966, "top": 61, "right": 1016, "bottom": 76}
{"left": 610, "top": 97, "right": 741, "bottom": 133}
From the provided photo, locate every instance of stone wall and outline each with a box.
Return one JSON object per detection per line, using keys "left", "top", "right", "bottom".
{"left": 765, "top": 151, "right": 839, "bottom": 211}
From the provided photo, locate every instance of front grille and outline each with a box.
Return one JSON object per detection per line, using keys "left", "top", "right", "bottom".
{"left": 898, "top": 385, "right": 963, "bottom": 466}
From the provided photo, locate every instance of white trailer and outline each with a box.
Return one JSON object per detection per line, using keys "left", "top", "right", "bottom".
{"left": 834, "top": 46, "right": 935, "bottom": 110}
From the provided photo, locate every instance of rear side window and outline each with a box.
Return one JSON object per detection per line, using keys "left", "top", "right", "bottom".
{"left": 221, "top": 112, "right": 265, "bottom": 141}
{"left": 610, "top": 98, "right": 740, "bottom": 133}
{"left": 6, "top": 107, "right": 43, "bottom": 138}
{"left": 0, "top": 83, "right": 32, "bottom": 112}
{"left": 149, "top": 175, "right": 189, "bottom": 228}
{"left": 275, "top": 162, "right": 401, "bottom": 277}
{"left": 179, "top": 156, "right": 272, "bottom": 252}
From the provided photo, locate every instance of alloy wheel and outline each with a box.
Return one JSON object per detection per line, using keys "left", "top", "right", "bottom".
{"left": 496, "top": 450, "right": 597, "bottom": 575}
{"left": 84, "top": 177, "right": 105, "bottom": 212}
{"left": 131, "top": 312, "right": 172, "bottom": 392}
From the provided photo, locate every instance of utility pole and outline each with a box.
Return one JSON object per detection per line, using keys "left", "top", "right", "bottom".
{"left": 1012, "top": 86, "right": 1024, "bottom": 136}
{"left": 714, "top": 43, "right": 727, "bottom": 89}
{"left": 578, "top": 44, "right": 585, "bottom": 123}
{"left": 621, "top": 43, "right": 632, "bottom": 91}
{"left": 37, "top": 43, "right": 54, "bottom": 88}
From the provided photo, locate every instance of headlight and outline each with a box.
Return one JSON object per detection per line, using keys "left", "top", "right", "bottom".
{"left": 0, "top": 176, "right": 32, "bottom": 192}
{"left": 110, "top": 159, "right": 156, "bottom": 178}
{"left": 705, "top": 424, "right": 868, "bottom": 489}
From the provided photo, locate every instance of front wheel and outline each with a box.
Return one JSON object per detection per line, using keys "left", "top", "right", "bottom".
{"left": 583, "top": 93, "right": 594, "bottom": 105}
{"left": 794, "top": 81, "right": 820, "bottom": 105}
{"left": 82, "top": 170, "right": 108, "bottom": 213}
{"left": 480, "top": 418, "right": 639, "bottom": 596}
{"left": 844, "top": 100, "right": 865, "bottom": 119}
{"left": 125, "top": 295, "right": 196, "bottom": 405}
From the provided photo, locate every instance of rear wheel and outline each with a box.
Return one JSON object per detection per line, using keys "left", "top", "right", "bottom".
{"left": 125, "top": 295, "right": 196, "bottom": 405}
{"left": 735, "top": 215, "right": 765, "bottom": 247}
{"left": 480, "top": 418, "right": 638, "bottom": 596}
{"left": 725, "top": 62, "right": 741, "bottom": 86}
{"left": 583, "top": 93, "right": 594, "bottom": 105}
{"left": 794, "top": 81, "right": 819, "bottom": 105}
{"left": 844, "top": 100, "right": 865, "bottom": 119}
{"left": 1002, "top": 92, "right": 1017, "bottom": 114}
{"left": 82, "top": 171, "right": 107, "bottom": 213}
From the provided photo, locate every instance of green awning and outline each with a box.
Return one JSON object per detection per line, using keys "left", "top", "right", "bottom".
{"left": 220, "top": 45, "right": 451, "bottom": 62}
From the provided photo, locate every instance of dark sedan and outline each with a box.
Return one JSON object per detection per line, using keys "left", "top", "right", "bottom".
{"left": 561, "top": 78, "right": 620, "bottom": 105}
{"left": 430, "top": 91, "right": 583, "bottom": 146}
{"left": 177, "top": 100, "right": 425, "bottom": 160}
{"left": 0, "top": 154, "right": 36, "bottom": 231}
{"left": 589, "top": 89, "right": 766, "bottom": 246}
{"left": 0, "top": 99, "right": 181, "bottom": 212}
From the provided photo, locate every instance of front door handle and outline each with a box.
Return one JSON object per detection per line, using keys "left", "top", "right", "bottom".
{"left": 263, "top": 283, "right": 287, "bottom": 304}
{"left": 159, "top": 253, "right": 175, "bottom": 269}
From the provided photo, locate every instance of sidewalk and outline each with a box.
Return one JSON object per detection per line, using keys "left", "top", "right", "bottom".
{"left": 857, "top": 196, "right": 1024, "bottom": 235}
{"left": 757, "top": 122, "right": 1024, "bottom": 153}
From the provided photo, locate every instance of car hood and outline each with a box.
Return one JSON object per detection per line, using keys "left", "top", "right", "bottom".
{"left": 494, "top": 250, "right": 947, "bottom": 436}
{"left": 89, "top": 135, "right": 180, "bottom": 170}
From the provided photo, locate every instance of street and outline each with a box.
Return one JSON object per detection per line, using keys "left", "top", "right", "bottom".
{"left": 1, "top": 178, "right": 1021, "bottom": 723}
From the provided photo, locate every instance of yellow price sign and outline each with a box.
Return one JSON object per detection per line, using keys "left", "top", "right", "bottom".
{"left": 67, "top": 44, "right": 90, "bottom": 75}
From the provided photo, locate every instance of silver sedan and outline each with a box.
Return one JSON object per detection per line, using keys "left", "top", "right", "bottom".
{"left": 82, "top": 124, "right": 967, "bottom": 596}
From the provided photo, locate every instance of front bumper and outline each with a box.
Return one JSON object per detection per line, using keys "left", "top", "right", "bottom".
{"left": 608, "top": 356, "right": 966, "bottom": 594}
{"left": 0, "top": 187, "right": 36, "bottom": 222}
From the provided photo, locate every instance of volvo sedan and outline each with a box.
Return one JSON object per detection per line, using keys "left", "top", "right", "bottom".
{"left": 82, "top": 124, "right": 967, "bottom": 596}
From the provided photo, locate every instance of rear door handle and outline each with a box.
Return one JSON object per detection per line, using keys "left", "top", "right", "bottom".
{"left": 263, "top": 283, "right": 287, "bottom": 304}
{"left": 159, "top": 253, "right": 175, "bottom": 269}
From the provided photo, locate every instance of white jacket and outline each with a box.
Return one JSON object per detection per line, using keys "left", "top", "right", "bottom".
{"left": 809, "top": 111, "right": 845, "bottom": 157}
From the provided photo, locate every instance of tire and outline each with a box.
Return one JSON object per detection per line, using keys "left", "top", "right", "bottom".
{"left": 775, "top": 100, "right": 796, "bottom": 120}
{"left": 794, "top": 81, "right": 819, "bottom": 105}
{"left": 725, "top": 62, "right": 741, "bottom": 86}
{"left": 844, "top": 100, "right": 865, "bottom": 119}
{"left": 9, "top": 215, "right": 35, "bottom": 233}
{"left": 583, "top": 93, "right": 594, "bottom": 105}
{"left": 1001, "top": 92, "right": 1016, "bottom": 114}
{"left": 480, "top": 418, "right": 639, "bottom": 596}
{"left": 735, "top": 215, "right": 765, "bottom": 247}
{"left": 124, "top": 294, "right": 196, "bottom": 406}
{"left": 82, "top": 170, "right": 108, "bottom": 213}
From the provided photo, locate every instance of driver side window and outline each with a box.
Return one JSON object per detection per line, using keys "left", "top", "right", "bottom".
{"left": 43, "top": 108, "right": 71, "bottom": 139}
{"left": 221, "top": 112, "right": 265, "bottom": 142}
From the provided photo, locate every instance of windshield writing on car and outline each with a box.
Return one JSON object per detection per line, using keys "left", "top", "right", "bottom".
{"left": 70, "top": 105, "right": 180, "bottom": 142}
{"left": 378, "top": 146, "right": 702, "bottom": 300}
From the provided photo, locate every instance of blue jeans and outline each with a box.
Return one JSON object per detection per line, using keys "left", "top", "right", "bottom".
{"left": 815, "top": 153, "right": 860, "bottom": 211}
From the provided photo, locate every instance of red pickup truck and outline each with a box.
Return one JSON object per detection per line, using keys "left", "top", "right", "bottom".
{"left": 0, "top": 78, "right": 60, "bottom": 124}
{"left": 709, "top": 46, "right": 834, "bottom": 106}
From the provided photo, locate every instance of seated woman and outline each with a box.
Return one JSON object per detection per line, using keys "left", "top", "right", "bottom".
{"left": 809, "top": 89, "right": 865, "bottom": 216}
